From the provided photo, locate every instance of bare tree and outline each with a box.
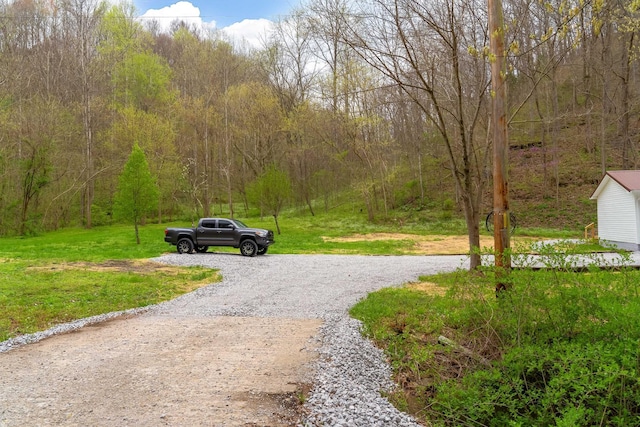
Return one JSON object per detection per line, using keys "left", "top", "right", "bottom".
{"left": 60, "top": 0, "right": 106, "bottom": 228}
{"left": 339, "top": 0, "right": 492, "bottom": 269}
{"left": 307, "top": 0, "right": 352, "bottom": 114}
{"left": 260, "top": 10, "right": 324, "bottom": 215}
{"left": 262, "top": 10, "right": 319, "bottom": 111}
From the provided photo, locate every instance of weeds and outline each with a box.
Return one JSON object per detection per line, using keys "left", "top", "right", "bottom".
{"left": 351, "top": 240, "right": 640, "bottom": 426}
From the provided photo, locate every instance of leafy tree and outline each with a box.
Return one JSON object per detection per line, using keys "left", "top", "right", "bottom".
{"left": 113, "top": 143, "right": 159, "bottom": 244}
{"left": 112, "top": 52, "right": 175, "bottom": 112}
{"left": 18, "top": 140, "right": 51, "bottom": 236}
{"left": 7, "top": 97, "right": 78, "bottom": 236}
{"left": 247, "top": 165, "right": 292, "bottom": 234}
{"left": 106, "top": 107, "right": 178, "bottom": 223}
{"left": 226, "top": 82, "right": 285, "bottom": 176}
{"left": 98, "top": 3, "right": 148, "bottom": 58}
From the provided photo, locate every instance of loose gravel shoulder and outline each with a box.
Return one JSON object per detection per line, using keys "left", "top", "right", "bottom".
{"left": 1, "top": 253, "right": 469, "bottom": 426}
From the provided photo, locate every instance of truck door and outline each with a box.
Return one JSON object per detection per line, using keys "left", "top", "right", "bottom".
{"left": 215, "top": 219, "right": 237, "bottom": 244}
{"left": 196, "top": 219, "right": 218, "bottom": 245}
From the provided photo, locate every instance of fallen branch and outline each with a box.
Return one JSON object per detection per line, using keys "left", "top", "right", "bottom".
{"left": 438, "top": 335, "right": 491, "bottom": 367}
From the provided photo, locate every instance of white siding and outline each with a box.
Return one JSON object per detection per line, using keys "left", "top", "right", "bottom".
{"left": 598, "top": 180, "right": 639, "bottom": 244}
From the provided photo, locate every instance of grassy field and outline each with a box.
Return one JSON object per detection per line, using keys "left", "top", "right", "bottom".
{"left": 0, "top": 212, "right": 590, "bottom": 343}
{"left": 0, "top": 215, "right": 412, "bottom": 342}
{"left": 0, "top": 224, "right": 217, "bottom": 341}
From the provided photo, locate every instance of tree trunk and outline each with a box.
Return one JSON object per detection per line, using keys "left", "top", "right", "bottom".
{"left": 489, "top": 0, "right": 511, "bottom": 278}
{"left": 273, "top": 214, "right": 281, "bottom": 235}
{"left": 620, "top": 33, "right": 634, "bottom": 169}
{"left": 463, "top": 198, "right": 482, "bottom": 270}
{"left": 305, "top": 193, "right": 315, "bottom": 216}
{"left": 600, "top": 22, "right": 613, "bottom": 175}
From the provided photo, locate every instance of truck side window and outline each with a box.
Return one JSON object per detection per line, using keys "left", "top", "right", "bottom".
{"left": 218, "top": 220, "right": 232, "bottom": 229}
{"left": 202, "top": 220, "right": 215, "bottom": 228}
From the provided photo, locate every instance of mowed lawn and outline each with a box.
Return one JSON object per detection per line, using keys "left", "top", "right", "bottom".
{"left": 0, "top": 224, "right": 220, "bottom": 341}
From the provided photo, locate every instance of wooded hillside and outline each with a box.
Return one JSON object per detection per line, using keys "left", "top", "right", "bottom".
{"left": 0, "top": 0, "right": 636, "bottom": 236}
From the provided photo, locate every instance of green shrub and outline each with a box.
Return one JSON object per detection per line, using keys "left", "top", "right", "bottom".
{"left": 432, "top": 339, "right": 640, "bottom": 426}
{"left": 394, "top": 180, "right": 421, "bottom": 206}
{"left": 90, "top": 204, "right": 113, "bottom": 227}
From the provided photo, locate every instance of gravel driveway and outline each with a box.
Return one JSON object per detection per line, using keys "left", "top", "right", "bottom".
{"left": 0, "top": 253, "right": 468, "bottom": 426}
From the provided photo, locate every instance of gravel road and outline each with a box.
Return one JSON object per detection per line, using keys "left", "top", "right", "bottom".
{"left": 1, "top": 253, "right": 469, "bottom": 426}
{"left": 151, "top": 253, "right": 469, "bottom": 319}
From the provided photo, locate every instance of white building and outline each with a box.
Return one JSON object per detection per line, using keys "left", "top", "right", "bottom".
{"left": 590, "top": 170, "right": 640, "bottom": 251}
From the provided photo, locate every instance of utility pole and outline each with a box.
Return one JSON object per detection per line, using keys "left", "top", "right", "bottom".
{"left": 488, "top": 0, "right": 511, "bottom": 290}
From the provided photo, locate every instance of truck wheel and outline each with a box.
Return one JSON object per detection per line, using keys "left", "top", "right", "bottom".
{"left": 177, "top": 238, "right": 194, "bottom": 254}
{"left": 195, "top": 245, "right": 208, "bottom": 253}
{"left": 257, "top": 247, "right": 268, "bottom": 255}
{"left": 240, "top": 240, "right": 258, "bottom": 257}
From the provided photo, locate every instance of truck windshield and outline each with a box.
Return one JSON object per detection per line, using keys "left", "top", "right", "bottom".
{"left": 234, "top": 220, "right": 248, "bottom": 228}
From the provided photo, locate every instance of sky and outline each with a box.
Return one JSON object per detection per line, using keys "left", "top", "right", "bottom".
{"left": 133, "top": 0, "right": 296, "bottom": 47}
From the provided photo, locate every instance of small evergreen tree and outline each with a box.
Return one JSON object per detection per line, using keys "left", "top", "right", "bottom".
{"left": 113, "top": 143, "right": 159, "bottom": 244}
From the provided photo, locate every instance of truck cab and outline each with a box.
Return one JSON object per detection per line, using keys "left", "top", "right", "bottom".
{"left": 164, "top": 218, "right": 275, "bottom": 257}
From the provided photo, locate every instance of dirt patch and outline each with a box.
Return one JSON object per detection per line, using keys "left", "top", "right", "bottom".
{"left": 323, "top": 233, "right": 499, "bottom": 254}
{"left": 0, "top": 315, "right": 321, "bottom": 426}
{"left": 25, "top": 259, "right": 193, "bottom": 274}
{"left": 406, "top": 281, "right": 448, "bottom": 296}
{"left": 323, "top": 232, "right": 424, "bottom": 243}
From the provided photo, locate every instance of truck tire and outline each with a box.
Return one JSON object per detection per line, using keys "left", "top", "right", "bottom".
{"left": 257, "top": 247, "right": 268, "bottom": 255}
{"left": 195, "top": 245, "right": 209, "bottom": 253}
{"left": 239, "top": 240, "right": 258, "bottom": 257}
{"left": 177, "top": 238, "right": 194, "bottom": 254}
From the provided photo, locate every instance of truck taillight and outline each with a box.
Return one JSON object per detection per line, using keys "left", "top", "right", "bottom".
{"left": 164, "top": 229, "right": 168, "bottom": 235}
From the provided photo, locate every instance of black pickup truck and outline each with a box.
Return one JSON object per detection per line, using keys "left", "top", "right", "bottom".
{"left": 164, "top": 218, "right": 275, "bottom": 257}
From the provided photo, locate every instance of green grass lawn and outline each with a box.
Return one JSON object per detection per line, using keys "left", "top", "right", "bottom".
{"left": 0, "top": 214, "right": 587, "bottom": 344}
{"left": 0, "top": 224, "right": 219, "bottom": 342}
{"left": 0, "top": 259, "right": 219, "bottom": 341}
{"left": 0, "top": 216, "right": 419, "bottom": 341}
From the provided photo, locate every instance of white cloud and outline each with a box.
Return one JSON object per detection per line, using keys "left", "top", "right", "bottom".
{"left": 222, "top": 19, "right": 274, "bottom": 50}
{"left": 137, "top": 1, "right": 274, "bottom": 49}
{"left": 138, "top": 1, "right": 215, "bottom": 33}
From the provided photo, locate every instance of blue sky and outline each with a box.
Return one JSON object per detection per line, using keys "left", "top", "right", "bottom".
{"left": 134, "top": 0, "right": 295, "bottom": 28}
